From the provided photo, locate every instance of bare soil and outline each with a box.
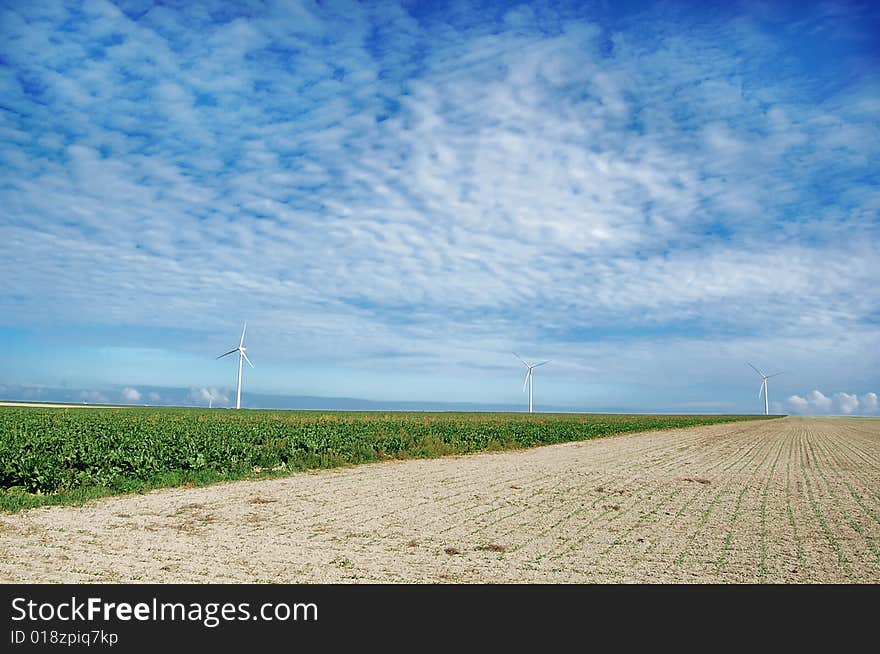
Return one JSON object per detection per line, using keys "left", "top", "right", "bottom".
{"left": 1, "top": 416, "right": 877, "bottom": 583}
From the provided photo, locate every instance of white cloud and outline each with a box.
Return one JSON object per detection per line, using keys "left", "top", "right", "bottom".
{"left": 808, "top": 390, "right": 833, "bottom": 412}
{"left": 121, "top": 387, "right": 141, "bottom": 402}
{"left": 786, "top": 395, "right": 809, "bottom": 412}
{"left": 188, "top": 387, "right": 229, "bottom": 407}
{"left": 833, "top": 392, "right": 859, "bottom": 415}
{"left": 785, "top": 389, "right": 878, "bottom": 416}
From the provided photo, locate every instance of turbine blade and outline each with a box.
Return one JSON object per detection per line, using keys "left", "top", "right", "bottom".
{"left": 241, "top": 350, "right": 254, "bottom": 368}
{"left": 216, "top": 348, "right": 238, "bottom": 359}
{"left": 758, "top": 381, "right": 765, "bottom": 398}
{"left": 532, "top": 360, "right": 550, "bottom": 368}
{"left": 523, "top": 369, "right": 530, "bottom": 392}
{"left": 747, "top": 362, "right": 764, "bottom": 377}
{"left": 240, "top": 322, "right": 247, "bottom": 348}
{"left": 512, "top": 352, "right": 529, "bottom": 367}
{"left": 767, "top": 371, "right": 784, "bottom": 378}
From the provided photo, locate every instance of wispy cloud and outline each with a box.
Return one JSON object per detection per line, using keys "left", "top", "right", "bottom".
{"left": 1, "top": 1, "right": 877, "bottom": 409}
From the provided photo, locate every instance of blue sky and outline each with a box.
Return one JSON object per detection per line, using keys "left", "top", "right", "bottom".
{"left": 1, "top": 0, "right": 878, "bottom": 414}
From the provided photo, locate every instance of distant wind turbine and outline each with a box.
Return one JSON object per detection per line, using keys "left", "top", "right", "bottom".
{"left": 217, "top": 323, "right": 254, "bottom": 410}
{"left": 514, "top": 353, "right": 550, "bottom": 414}
{"left": 748, "top": 362, "right": 783, "bottom": 416}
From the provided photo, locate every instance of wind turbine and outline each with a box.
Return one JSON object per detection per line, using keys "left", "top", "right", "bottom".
{"left": 748, "top": 362, "right": 783, "bottom": 416}
{"left": 514, "top": 353, "right": 549, "bottom": 413}
{"left": 217, "top": 323, "right": 254, "bottom": 410}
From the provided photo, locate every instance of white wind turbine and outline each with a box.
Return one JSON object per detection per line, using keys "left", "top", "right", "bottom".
{"left": 514, "top": 353, "right": 550, "bottom": 414}
{"left": 217, "top": 323, "right": 254, "bottom": 410}
{"left": 748, "top": 362, "right": 783, "bottom": 416}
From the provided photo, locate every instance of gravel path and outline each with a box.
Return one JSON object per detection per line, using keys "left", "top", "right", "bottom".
{"left": 1, "top": 416, "right": 878, "bottom": 583}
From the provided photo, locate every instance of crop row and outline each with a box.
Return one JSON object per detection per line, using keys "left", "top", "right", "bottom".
{"left": 0, "top": 407, "right": 774, "bottom": 509}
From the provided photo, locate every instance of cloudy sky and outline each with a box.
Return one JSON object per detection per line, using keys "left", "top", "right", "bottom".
{"left": 1, "top": 0, "right": 878, "bottom": 413}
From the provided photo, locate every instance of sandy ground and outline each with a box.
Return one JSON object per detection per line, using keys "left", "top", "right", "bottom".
{"left": 1, "top": 416, "right": 878, "bottom": 584}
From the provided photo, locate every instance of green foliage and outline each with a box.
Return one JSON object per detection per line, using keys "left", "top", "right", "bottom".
{"left": 0, "top": 407, "right": 775, "bottom": 511}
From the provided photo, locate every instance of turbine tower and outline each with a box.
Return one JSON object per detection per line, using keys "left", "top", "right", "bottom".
{"left": 514, "top": 353, "right": 549, "bottom": 413}
{"left": 217, "top": 322, "right": 254, "bottom": 410}
{"left": 748, "top": 362, "right": 783, "bottom": 416}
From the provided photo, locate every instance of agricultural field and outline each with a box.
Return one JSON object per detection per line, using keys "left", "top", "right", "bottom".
{"left": 0, "top": 414, "right": 877, "bottom": 583}
{"left": 0, "top": 406, "right": 769, "bottom": 511}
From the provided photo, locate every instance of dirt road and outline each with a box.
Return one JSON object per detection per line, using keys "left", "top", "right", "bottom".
{"left": 1, "top": 416, "right": 877, "bottom": 583}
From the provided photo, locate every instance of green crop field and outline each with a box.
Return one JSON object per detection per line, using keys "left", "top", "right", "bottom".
{"left": 0, "top": 406, "right": 776, "bottom": 512}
